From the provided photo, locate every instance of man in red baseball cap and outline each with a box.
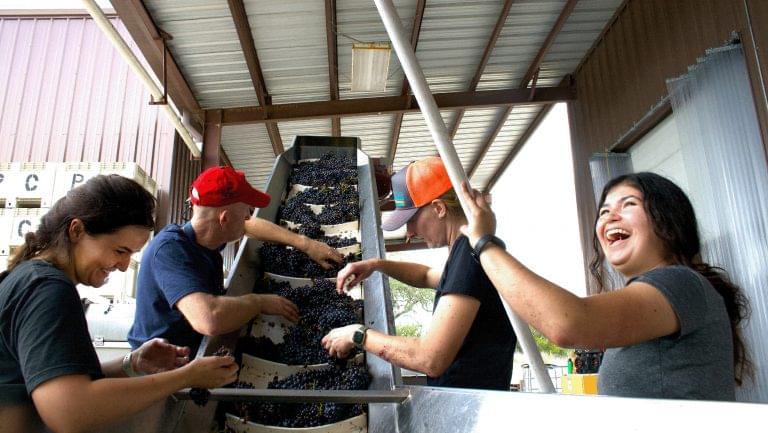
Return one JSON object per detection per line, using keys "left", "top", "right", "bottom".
{"left": 322, "top": 157, "right": 517, "bottom": 391}
{"left": 129, "top": 166, "right": 343, "bottom": 356}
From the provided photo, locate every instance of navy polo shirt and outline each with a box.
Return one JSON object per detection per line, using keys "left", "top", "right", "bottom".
{"left": 128, "top": 223, "right": 224, "bottom": 356}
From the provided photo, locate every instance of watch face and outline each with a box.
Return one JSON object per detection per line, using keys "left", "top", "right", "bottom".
{"left": 353, "top": 330, "right": 364, "bottom": 344}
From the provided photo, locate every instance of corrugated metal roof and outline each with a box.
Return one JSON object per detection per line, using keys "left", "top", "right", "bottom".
{"left": 139, "top": 0, "right": 624, "bottom": 192}
{"left": 143, "top": 0, "right": 259, "bottom": 109}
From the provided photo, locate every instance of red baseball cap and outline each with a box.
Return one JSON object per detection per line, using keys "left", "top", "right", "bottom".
{"left": 190, "top": 166, "right": 270, "bottom": 208}
{"left": 381, "top": 157, "right": 452, "bottom": 231}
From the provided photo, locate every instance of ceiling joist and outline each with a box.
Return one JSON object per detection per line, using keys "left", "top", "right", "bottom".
{"left": 325, "top": 0, "right": 341, "bottom": 136}
{"left": 469, "top": 0, "right": 579, "bottom": 184}
{"left": 216, "top": 85, "right": 574, "bottom": 125}
{"left": 112, "top": 0, "right": 202, "bottom": 127}
{"left": 387, "top": 0, "right": 427, "bottom": 167}
{"left": 227, "top": 0, "right": 284, "bottom": 155}
{"left": 448, "top": 0, "right": 515, "bottom": 139}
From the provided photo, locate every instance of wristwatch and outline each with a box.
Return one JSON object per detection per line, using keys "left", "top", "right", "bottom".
{"left": 471, "top": 234, "right": 506, "bottom": 262}
{"left": 122, "top": 352, "right": 141, "bottom": 377}
{"left": 352, "top": 325, "right": 369, "bottom": 349}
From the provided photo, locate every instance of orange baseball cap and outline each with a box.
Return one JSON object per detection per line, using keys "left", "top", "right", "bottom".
{"left": 190, "top": 166, "right": 270, "bottom": 208}
{"left": 381, "top": 157, "right": 452, "bottom": 231}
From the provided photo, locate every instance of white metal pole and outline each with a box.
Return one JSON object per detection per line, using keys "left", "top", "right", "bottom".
{"left": 374, "top": 0, "right": 556, "bottom": 393}
{"left": 81, "top": 0, "right": 202, "bottom": 158}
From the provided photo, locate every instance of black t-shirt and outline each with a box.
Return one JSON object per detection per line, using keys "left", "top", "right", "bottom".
{"left": 0, "top": 260, "right": 103, "bottom": 403}
{"left": 427, "top": 235, "right": 516, "bottom": 390}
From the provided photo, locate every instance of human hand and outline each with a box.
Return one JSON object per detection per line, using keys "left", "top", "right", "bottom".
{"left": 257, "top": 294, "right": 300, "bottom": 323}
{"left": 303, "top": 237, "right": 344, "bottom": 269}
{"left": 182, "top": 355, "right": 239, "bottom": 389}
{"left": 133, "top": 338, "right": 190, "bottom": 375}
{"left": 335, "top": 260, "right": 377, "bottom": 293}
{"left": 459, "top": 181, "right": 497, "bottom": 249}
{"left": 321, "top": 324, "right": 360, "bottom": 359}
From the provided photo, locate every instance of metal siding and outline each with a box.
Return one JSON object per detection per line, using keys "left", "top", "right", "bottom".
{"left": 0, "top": 16, "right": 192, "bottom": 225}
{"left": 570, "top": 0, "right": 751, "bottom": 154}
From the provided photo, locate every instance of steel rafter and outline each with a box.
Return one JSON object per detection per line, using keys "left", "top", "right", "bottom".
{"left": 228, "top": 0, "right": 284, "bottom": 155}
{"left": 386, "top": 0, "right": 427, "bottom": 168}
{"left": 470, "top": 0, "right": 579, "bottom": 185}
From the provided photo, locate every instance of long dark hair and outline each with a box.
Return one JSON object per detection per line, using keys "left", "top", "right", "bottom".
{"left": 5, "top": 174, "right": 155, "bottom": 273}
{"left": 589, "top": 172, "right": 752, "bottom": 385}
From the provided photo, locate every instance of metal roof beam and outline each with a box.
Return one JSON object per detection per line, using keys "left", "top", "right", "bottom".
{"left": 112, "top": 0, "right": 203, "bottom": 126}
{"left": 227, "top": 0, "right": 283, "bottom": 155}
{"left": 387, "top": 0, "right": 427, "bottom": 167}
{"left": 468, "top": 1, "right": 579, "bottom": 183}
{"left": 448, "top": 0, "right": 515, "bottom": 139}
{"left": 325, "top": 0, "right": 341, "bottom": 136}
{"left": 217, "top": 85, "right": 574, "bottom": 124}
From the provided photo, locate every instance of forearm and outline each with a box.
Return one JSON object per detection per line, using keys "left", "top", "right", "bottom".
{"left": 100, "top": 357, "right": 126, "bottom": 378}
{"left": 363, "top": 330, "right": 442, "bottom": 377}
{"left": 479, "top": 246, "right": 589, "bottom": 347}
{"left": 374, "top": 259, "right": 438, "bottom": 289}
{"left": 246, "top": 217, "right": 307, "bottom": 249}
{"left": 37, "top": 371, "right": 187, "bottom": 433}
{"left": 203, "top": 295, "right": 262, "bottom": 335}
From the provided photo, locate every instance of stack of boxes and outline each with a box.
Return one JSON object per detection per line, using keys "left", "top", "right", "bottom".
{"left": 0, "top": 162, "right": 157, "bottom": 303}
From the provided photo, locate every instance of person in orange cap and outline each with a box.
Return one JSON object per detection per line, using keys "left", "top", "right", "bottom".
{"left": 322, "top": 157, "right": 517, "bottom": 390}
{"left": 129, "top": 166, "right": 342, "bottom": 357}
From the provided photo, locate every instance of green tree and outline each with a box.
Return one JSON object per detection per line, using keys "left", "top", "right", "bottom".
{"left": 515, "top": 327, "right": 569, "bottom": 357}
{"left": 390, "top": 278, "right": 433, "bottom": 337}
{"left": 389, "top": 278, "right": 433, "bottom": 320}
{"left": 396, "top": 323, "right": 423, "bottom": 337}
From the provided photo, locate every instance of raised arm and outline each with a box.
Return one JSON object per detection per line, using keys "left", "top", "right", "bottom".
{"left": 245, "top": 217, "right": 343, "bottom": 269}
{"left": 459, "top": 182, "right": 678, "bottom": 349}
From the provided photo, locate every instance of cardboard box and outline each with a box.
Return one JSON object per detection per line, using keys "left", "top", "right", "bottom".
{"left": 561, "top": 373, "right": 599, "bottom": 395}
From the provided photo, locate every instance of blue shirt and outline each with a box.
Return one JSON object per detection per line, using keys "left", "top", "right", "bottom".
{"left": 128, "top": 223, "right": 223, "bottom": 356}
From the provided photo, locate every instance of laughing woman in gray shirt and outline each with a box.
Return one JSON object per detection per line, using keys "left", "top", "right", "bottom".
{"left": 458, "top": 172, "right": 751, "bottom": 400}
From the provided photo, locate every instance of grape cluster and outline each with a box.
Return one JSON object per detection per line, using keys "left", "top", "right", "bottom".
{"left": 240, "top": 279, "right": 361, "bottom": 365}
{"left": 293, "top": 186, "right": 358, "bottom": 206}
{"left": 225, "top": 150, "right": 368, "bottom": 429}
{"left": 259, "top": 243, "right": 360, "bottom": 278}
{"left": 189, "top": 346, "right": 233, "bottom": 406}
{"left": 224, "top": 366, "right": 370, "bottom": 428}
{"left": 290, "top": 152, "right": 357, "bottom": 187}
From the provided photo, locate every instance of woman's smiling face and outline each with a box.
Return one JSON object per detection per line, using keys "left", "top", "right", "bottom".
{"left": 595, "top": 184, "right": 670, "bottom": 278}
{"left": 70, "top": 223, "right": 150, "bottom": 287}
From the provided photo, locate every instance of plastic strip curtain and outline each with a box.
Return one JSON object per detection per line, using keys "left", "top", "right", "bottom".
{"left": 588, "top": 153, "right": 634, "bottom": 291}
{"left": 667, "top": 44, "right": 768, "bottom": 403}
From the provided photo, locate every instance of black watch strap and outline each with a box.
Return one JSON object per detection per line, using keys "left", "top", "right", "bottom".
{"left": 471, "top": 234, "right": 505, "bottom": 261}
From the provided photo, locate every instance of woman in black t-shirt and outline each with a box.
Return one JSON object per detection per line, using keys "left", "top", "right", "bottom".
{"left": 0, "top": 175, "right": 238, "bottom": 432}
{"left": 322, "top": 157, "right": 516, "bottom": 390}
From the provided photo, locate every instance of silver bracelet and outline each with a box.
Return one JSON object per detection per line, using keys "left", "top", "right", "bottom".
{"left": 122, "top": 352, "right": 141, "bottom": 377}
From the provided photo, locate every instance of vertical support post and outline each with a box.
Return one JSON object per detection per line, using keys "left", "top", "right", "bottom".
{"left": 374, "top": 0, "right": 555, "bottom": 393}
{"left": 203, "top": 110, "right": 223, "bottom": 170}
